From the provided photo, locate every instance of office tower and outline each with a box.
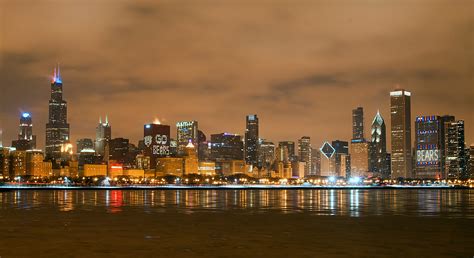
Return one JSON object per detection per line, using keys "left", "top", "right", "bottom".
{"left": 350, "top": 141, "right": 370, "bottom": 177}
{"left": 210, "top": 133, "right": 244, "bottom": 161}
{"left": 244, "top": 115, "right": 259, "bottom": 166}
{"left": 184, "top": 141, "right": 199, "bottom": 174}
{"left": 12, "top": 112, "right": 37, "bottom": 150}
{"left": 469, "top": 145, "right": 474, "bottom": 178}
{"left": 390, "top": 89, "right": 412, "bottom": 178}
{"left": 176, "top": 121, "right": 198, "bottom": 156}
{"left": 332, "top": 140, "right": 349, "bottom": 177}
{"left": 197, "top": 130, "right": 210, "bottom": 160}
{"left": 352, "top": 107, "right": 364, "bottom": 141}
{"left": 369, "top": 111, "right": 388, "bottom": 178}
{"left": 76, "top": 138, "right": 94, "bottom": 153}
{"left": 258, "top": 139, "right": 275, "bottom": 169}
{"left": 109, "top": 138, "right": 129, "bottom": 164}
{"left": 298, "top": 136, "right": 312, "bottom": 176}
{"left": 45, "top": 65, "right": 70, "bottom": 160}
{"left": 95, "top": 116, "right": 111, "bottom": 156}
{"left": 25, "top": 150, "right": 46, "bottom": 176}
{"left": 414, "top": 116, "right": 445, "bottom": 179}
{"left": 10, "top": 150, "right": 27, "bottom": 177}
{"left": 444, "top": 120, "right": 466, "bottom": 179}
{"left": 311, "top": 148, "right": 321, "bottom": 176}
{"left": 144, "top": 123, "right": 171, "bottom": 169}
{"left": 0, "top": 147, "right": 10, "bottom": 177}
{"left": 278, "top": 141, "right": 296, "bottom": 161}
{"left": 320, "top": 141, "right": 336, "bottom": 177}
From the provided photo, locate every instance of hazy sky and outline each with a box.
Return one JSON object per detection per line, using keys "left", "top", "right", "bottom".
{"left": 1, "top": 0, "right": 473, "bottom": 150}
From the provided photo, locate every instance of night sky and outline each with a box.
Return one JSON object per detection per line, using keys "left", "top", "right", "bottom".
{"left": 1, "top": 0, "right": 472, "bottom": 150}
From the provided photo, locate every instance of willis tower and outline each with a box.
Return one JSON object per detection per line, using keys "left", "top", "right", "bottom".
{"left": 45, "top": 64, "right": 70, "bottom": 160}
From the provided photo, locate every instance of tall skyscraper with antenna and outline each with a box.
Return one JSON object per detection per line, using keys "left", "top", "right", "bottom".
{"left": 45, "top": 64, "right": 70, "bottom": 160}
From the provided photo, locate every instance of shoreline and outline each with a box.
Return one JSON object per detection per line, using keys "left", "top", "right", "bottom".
{"left": 0, "top": 184, "right": 469, "bottom": 191}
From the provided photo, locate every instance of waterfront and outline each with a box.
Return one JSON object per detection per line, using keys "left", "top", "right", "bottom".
{"left": 0, "top": 189, "right": 473, "bottom": 257}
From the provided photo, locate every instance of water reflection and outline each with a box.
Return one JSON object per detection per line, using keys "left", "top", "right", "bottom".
{"left": 0, "top": 189, "right": 473, "bottom": 218}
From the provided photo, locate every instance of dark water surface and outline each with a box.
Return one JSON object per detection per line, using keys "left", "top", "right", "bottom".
{"left": 0, "top": 189, "right": 473, "bottom": 257}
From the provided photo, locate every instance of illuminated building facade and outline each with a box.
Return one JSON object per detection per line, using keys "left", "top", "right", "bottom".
{"left": 257, "top": 139, "right": 275, "bottom": 169}
{"left": 369, "top": 111, "right": 388, "bottom": 178}
{"left": 298, "top": 136, "right": 312, "bottom": 176}
{"left": 76, "top": 138, "right": 94, "bottom": 153}
{"left": 415, "top": 116, "right": 444, "bottom": 179}
{"left": 311, "top": 148, "right": 321, "bottom": 176}
{"left": 12, "top": 113, "right": 36, "bottom": 150}
{"left": 244, "top": 115, "right": 259, "bottom": 166}
{"left": 350, "top": 141, "right": 370, "bottom": 177}
{"left": 95, "top": 116, "right": 111, "bottom": 156}
{"left": 109, "top": 138, "right": 129, "bottom": 164}
{"left": 390, "top": 89, "right": 412, "bottom": 178}
{"left": 184, "top": 142, "right": 199, "bottom": 174}
{"left": 144, "top": 123, "right": 171, "bottom": 169}
{"left": 352, "top": 107, "right": 364, "bottom": 141}
{"left": 278, "top": 141, "right": 296, "bottom": 161}
{"left": 332, "top": 140, "right": 350, "bottom": 178}
{"left": 176, "top": 121, "right": 198, "bottom": 156}
{"left": 45, "top": 65, "right": 70, "bottom": 160}
{"left": 320, "top": 141, "right": 337, "bottom": 177}
{"left": 444, "top": 120, "right": 467, "bottom": 179}
{"left": 210, "top": 133, "right": 243, "bottom": 161}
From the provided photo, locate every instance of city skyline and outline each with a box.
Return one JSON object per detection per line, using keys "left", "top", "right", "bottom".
{"left": 1, "top": 1, "right": 472, "bottom": 150}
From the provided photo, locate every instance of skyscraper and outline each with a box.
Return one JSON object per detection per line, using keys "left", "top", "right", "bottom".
{"left": 444, "top": 120, "right": 466, "bottom": 179}
{"left": 352, "top": 107, "right": 364, "bottom": 141}
{"left": 210, "top": 133, "right": 244, "bottom": 161}
{"left": 144, "top": 123, "right": 171, "bottom": 169}
{"left": 76, "top": 138, "right": 94, "bottom": 153}
{"left": 390, "top": 89, "right": 412, "bottom": 179}
{"left": 369, "top": 111, "right": 388, "bottom": 178}
{"left": 244, "top": 115, "right": 259, "bottom": 166}
{"left": 176, "top": 121, "right": 198, "bottom": 156}
{"left": 332, "top": 140, "right": 350, "bottom": 178}
{"left": 297, "top": 136, "right": 311, "bottom": 176}
{"left": 12, "top": 112, "right": 36, "bottom": 150}
{"left": 414, "top": 116, "right": 444, "bottom": 179}
{"left": 95, "top": 116, "right": 111, "bottom": 157}
{"left": 278, "top": 141, "right": 296, "bottom": 161}
{"left": 45, "top": 65, "right": 70, "bottom": 160}
{"left": 257, "top": 139, "right": 275, "bottom": 169}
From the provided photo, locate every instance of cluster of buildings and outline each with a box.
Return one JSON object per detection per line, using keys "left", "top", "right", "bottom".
{"left": 0, "top": 66, "right": 472, "bottom": 181}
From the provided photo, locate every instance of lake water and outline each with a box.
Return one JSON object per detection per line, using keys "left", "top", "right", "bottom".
{"left": 1, "top": 189, "right": 473, "bottom": 257}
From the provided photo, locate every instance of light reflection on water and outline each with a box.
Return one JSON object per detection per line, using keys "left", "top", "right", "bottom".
{"left": 0, "top": 189, "right": 473, "bottom": 218}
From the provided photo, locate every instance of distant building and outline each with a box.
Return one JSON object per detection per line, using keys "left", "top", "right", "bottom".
{"left": 320, "top": 141, "right": 337, "bottom": 177}
{"left": 332, "top": 140, "right": 349, "bottom": 178}
{"left": 210, "top": 133, "right": 244, "bottom": 161}
{"left": 244, "top": 115, "right": 259, "bottom": 166}
{"left": 444, "top": 120, "right": 467, "bottom": 179}
{"left": 414, "top": 116, "right": 445, "bottom": 179}
{"left": 76, "top": 138, "right": 94, "bottom": 153}
{"left": 12, "top": 112, "right": 36, "bottom": 150}
{"left": 469, "top": 145, "right": 474, "bottom": 178}
{"left": 311, "top": 148, "right": 321, "bottom": 176}
{"left": 257, "top": 139, "right": 275, "bottom": 169}
{"left": 352, "top": 107, "right": 364, "bottom": 141}
{"left": 184, "top": 141, "right": 199, "bottom": 175}
{"left": 143, "top": 123, "right": 171, "bottom": 169}
{"left": 298, "top": 136, "right": 312, "bottom": 176}
{"left": 369, "top": 111, "right": 388, "bottom": 178}
{"left": 278, "top": 141, "right": 296, "bottom": 161}
{"left": 95, "top": 116, "right": 111, "bottom": 157}
{"left": 109, "top": 138, "right": 129, "bottom": 164}
{"left": 45, "top": 65, "right": 70, "bottom": 160}
{"left": 350, "top": 141, "right": 370, "bottom": 177}
{"left": 390, "top": 89, "right": 412, "bottom": 179}
{"left": 176, "top": 121, "right": 198, "bottom": 156}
